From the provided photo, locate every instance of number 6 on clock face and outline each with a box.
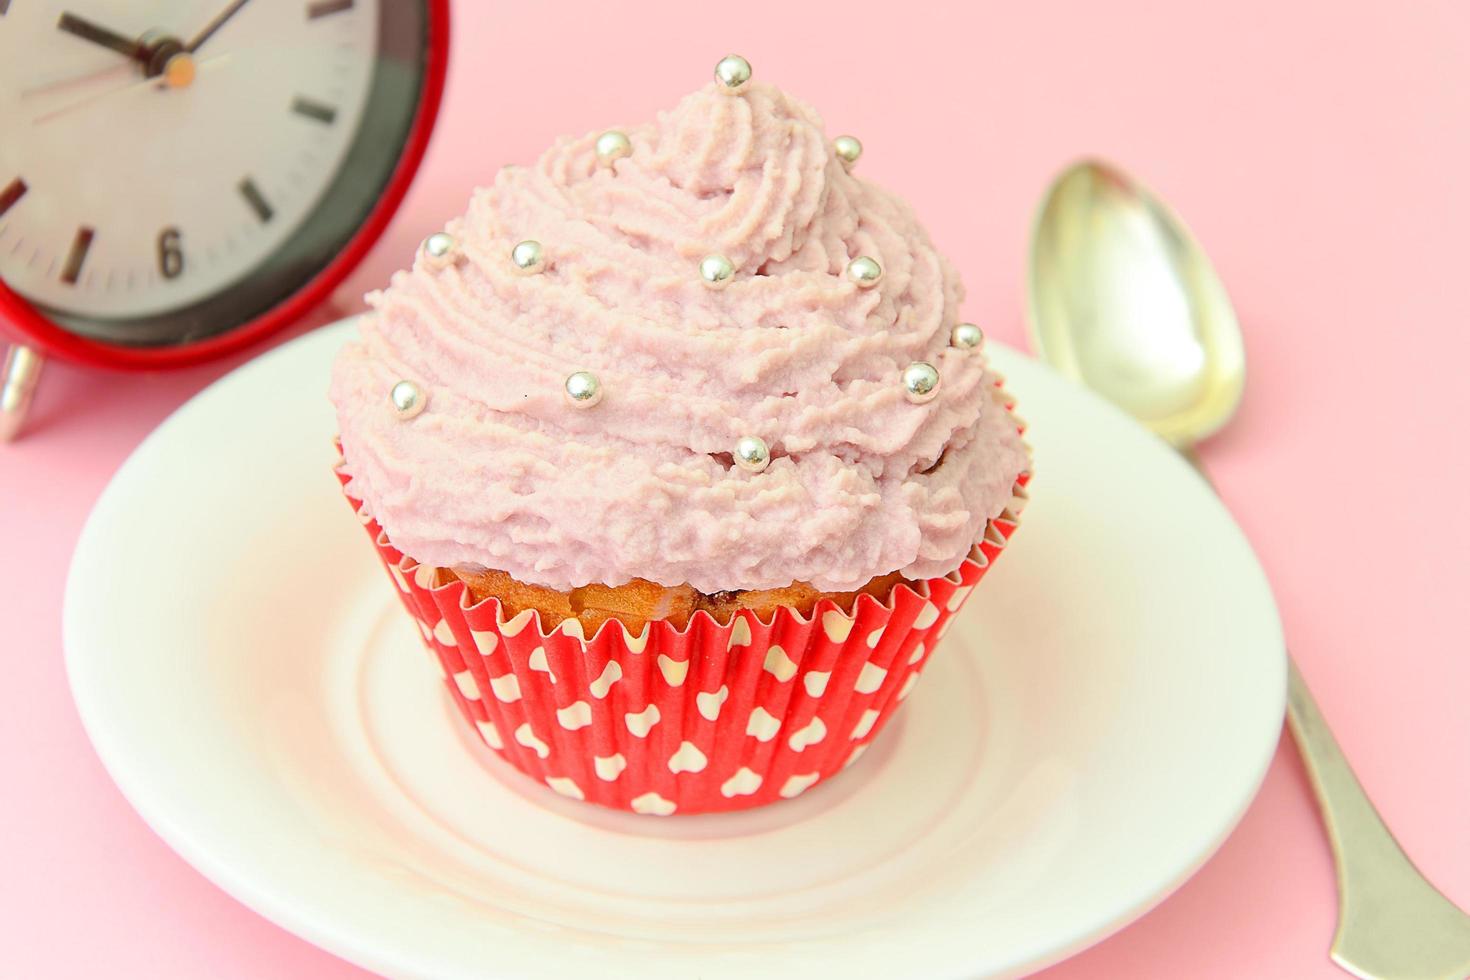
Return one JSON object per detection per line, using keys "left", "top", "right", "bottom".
{"left": 0, "top": 0, "right": 442, "bottom": 352}
{"left": 158, "top": 228, "right": 184, "bottom": 280}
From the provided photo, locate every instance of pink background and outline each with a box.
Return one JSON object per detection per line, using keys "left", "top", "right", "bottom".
{"left": 3, "top": 1, "right": 1469, "bottom": 976}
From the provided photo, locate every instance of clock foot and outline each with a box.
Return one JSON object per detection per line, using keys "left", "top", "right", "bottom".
{"left": 0, "top": 343, "right": 44, "bottom": 443}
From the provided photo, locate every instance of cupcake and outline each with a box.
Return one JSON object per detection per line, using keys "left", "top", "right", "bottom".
{"left": 331, "top": 56, "right": 1031, "bottom": 815}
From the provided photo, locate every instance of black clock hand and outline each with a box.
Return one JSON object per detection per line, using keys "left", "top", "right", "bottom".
{"left": 57, "top": 12, "right": 147, "bottom": 63}
{"left": 184, "top": 0, "right": 252, "bottom": 53}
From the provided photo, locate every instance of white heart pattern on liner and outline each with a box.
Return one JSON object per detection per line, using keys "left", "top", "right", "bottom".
{"left": 866, "top": 626, "right": 885, "bottom": 649}
{"left": 630, "top": 792, "right": 677, "bottom": 816}
{"left": 593, "top": 754, "right": 626, "bottom": 781}
{"left": 432, "top": 619, "right": 457, "bottom": 646}
{"left": 514, "top": 723, "right": 550, "bottom": 759}
{"left": 657, "top": 655, "right": 689, "bottom": 687}
{"left": 913, "top": 602, "right": 940, "bottom": 630}
{"left": 668, "top": 741, "right": 708, "bottom": 774}
{"left": 745, "top": 707, "right": 780, "bottom": 742}
{"left": 947, "top": 585, "right": 973, "bottom": 611}
{"left": 589, "top": 661, "right": 622, "bottom": 699}
{"left": 721, "top": 767, "right": 763, "bottom": 797}
{"left": 727, "top": 617, "right": 753, "bottom": 648}
{"left": 470, "top": 629, "right": 499, "bottom": 656}
{"left": 451, "top": 670, "right": 480, "bottom": 700}
{"left": 908, "top": 642, "right": 927, "bottom": 665}
{"left": 474, "top": 720, "right": 503, "bottom": 749}
{"left": 624, "top": 704, "right": 661, "bottom": 737}
{"left": 763, "top": 645, "right": 797, "bottom": 682}
{"left": 787, "top": 717, "right": 827, "bottom": 751}
{"left": 498, "top": 609, "right": 536, "bottom": 637}
{"left": 556, "top": 701, "right": 592, "bottom": 730}
{"left": 388, "top": 564, "right": 411, "bottom": 594}
{"left": 559, "top": 618, "right": 585, "bottom": 640}
{"left": 413, "top": 564, "right": 438, "bottom": 589}
{"left": 897, "top": 673, "right": 920, "bottom": 701}
{"left": 803, "top": 671, "right": 830, "bottom": 697}
{"left": 488, "top": 673, "right": 521, "bottom": 703}
{"left": 780, "top": 772, "right": 820, "bottom": 798}
{"left": 417, "top": 621, "right": 433, "bottom": 642}
{"left": 851, "top": 708, "right": 880, "bottom": 740}
{"left": 527, "top": 646, "right": 551, "bottom": 674}
{"left": 696, "top": 685, "right": 729, "bottom": 721}
{"left": 821, "top": 610, "right": 854, "bottom": 643}
{"left": 545, "top": 777, "right": 584, "bottom": 800}
{"left": 854, "top": 663, "right": 887, "bottom": 694}
{"left": 622, "top": 624, "right": 650, "bottom": 654}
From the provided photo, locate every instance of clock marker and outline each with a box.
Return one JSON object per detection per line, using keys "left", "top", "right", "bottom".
{"left": 307, "top": 0, "right": 353, "bottom": 18}
{"left": 0, "top": 179, "right": 26, "bottom": 218}
{"left": 61, "top": 227, "right": 95, "bottom": 285}
{"left": 238, "top": 178, "right": 274, "bottom": 222}
{"left": 290, "top": 95, "right": 337, "bottom": 124}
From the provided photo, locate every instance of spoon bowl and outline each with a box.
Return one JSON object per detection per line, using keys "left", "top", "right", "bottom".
{"left": 1028, "top": 160, "right": 1245, "bottom": 446}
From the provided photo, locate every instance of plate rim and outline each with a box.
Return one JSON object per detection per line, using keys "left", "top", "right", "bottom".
{"left": 64, "top": 319, "right": 1286, "bottom": 979}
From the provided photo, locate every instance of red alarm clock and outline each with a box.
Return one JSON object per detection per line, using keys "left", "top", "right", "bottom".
{"left": 0, "top": 0, "right": 449, "bottom": 440}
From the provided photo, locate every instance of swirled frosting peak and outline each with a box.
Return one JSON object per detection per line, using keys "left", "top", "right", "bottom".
{"left": 331, "top": 77, "right": 1030, "bottom": 593}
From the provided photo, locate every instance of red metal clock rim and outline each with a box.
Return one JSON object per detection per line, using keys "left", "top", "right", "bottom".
{"left": 0, "top": 0, "right": 450, "bottom": 372}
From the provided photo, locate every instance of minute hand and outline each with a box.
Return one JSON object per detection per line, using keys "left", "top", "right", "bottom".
{"left": 184, "top": 0, "right": 252, "bottom": 53}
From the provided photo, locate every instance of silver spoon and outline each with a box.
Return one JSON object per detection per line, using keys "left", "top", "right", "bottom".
{"left": 1027, "top": 159, "right": 1470, "bottom": 980}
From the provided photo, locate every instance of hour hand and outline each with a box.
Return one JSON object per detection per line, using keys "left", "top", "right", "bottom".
{"left": 57, "top": 12, "right": 147, "bottom": 63}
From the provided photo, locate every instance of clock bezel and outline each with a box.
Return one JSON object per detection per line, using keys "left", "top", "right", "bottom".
{"left": 0, "top": 0, "right": 450, "bottom": 371}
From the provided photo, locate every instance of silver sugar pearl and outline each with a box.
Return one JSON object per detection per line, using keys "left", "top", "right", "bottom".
{"left": 845, "top": 255, "right": 882, "bottom": 288}
{"left": 564, "top": 370, "right": 603, "bottom": 408}
{"left": 734, "top": 435, "right": 770, "bottom": 472}
{"left": 700, "top": 253, "right": 735, "bottom": 289}
{"left": 833, "top": 135, "right": 863, "bottom": 167}
{"left": 390, "top": 380, "right": 426, "bottom": 419}
{"left": 950, "top": 322, "right": 984, "bottom": 349}
{"left": 901, "top": 362, "right": 941, "bottom": 404}
{"left": 595, "top": 130, "right": 632, "bottom": 167}
{"left": 511, "top": 239, "right": 545, "bottom": 275}
{"left": 422, "top": 232, "right": 457, "bottom": 269}
{"left": 714, "top": 54, "right": 752, "bottom": 93}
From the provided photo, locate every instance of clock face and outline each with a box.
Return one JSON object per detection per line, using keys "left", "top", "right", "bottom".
{"left": 0, "top": 0, "right": 428, "bottom": 347}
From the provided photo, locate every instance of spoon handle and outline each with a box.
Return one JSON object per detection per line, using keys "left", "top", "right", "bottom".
{"left": 1181, "top": 446, "right": 1470, "bottom": 979}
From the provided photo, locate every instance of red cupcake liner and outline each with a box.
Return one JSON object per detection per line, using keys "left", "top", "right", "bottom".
{"left": 338, "top": 464, "right": 1028, "bottom": 816}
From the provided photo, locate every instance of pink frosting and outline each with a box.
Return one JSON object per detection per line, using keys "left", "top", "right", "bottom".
{"left": 330, "top": 80, "right": 1030, "bottom": 593}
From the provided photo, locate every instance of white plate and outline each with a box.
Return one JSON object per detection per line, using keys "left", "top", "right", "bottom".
{"left": 65, "top": 320, "right": 1285, "bottom": 980}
